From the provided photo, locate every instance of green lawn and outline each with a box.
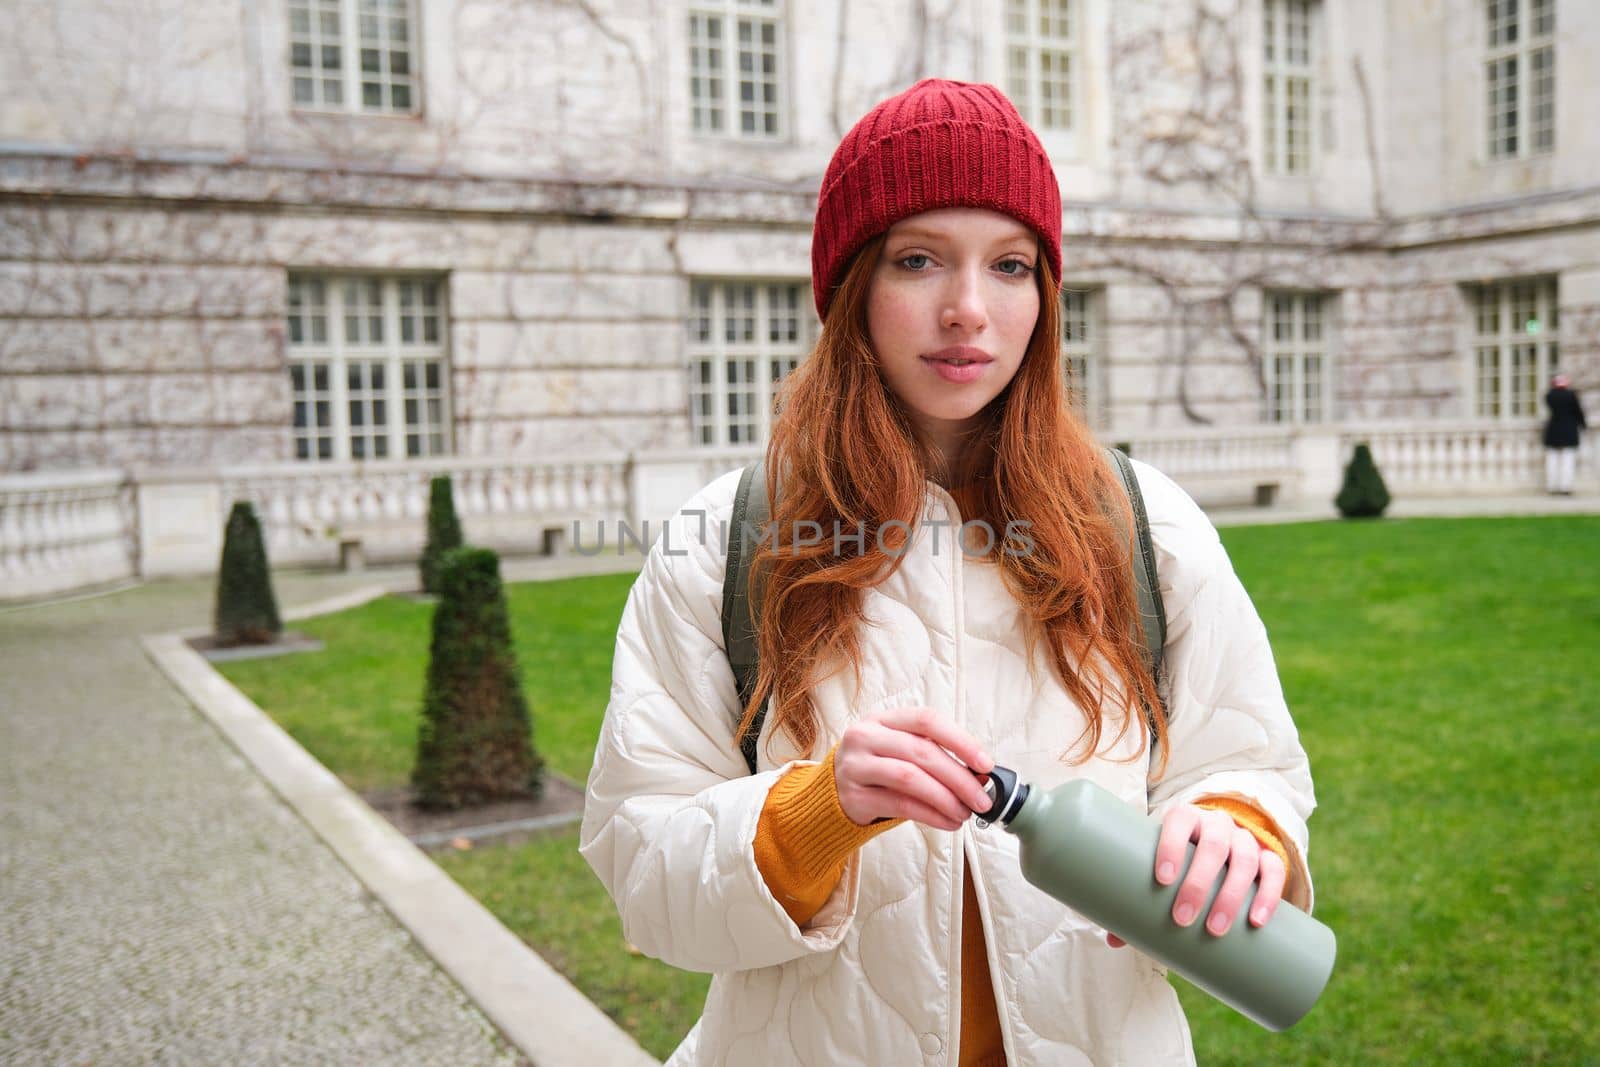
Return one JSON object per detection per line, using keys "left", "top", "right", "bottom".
{"left": 219, "top": 516, "right": 1600, "bottom": 1065}
{"left": 219, "top": 573, "right": 637, "bottom": 789}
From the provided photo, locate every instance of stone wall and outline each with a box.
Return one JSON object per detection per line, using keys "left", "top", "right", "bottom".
{"left": 2, "top": 0, "right": 1598, "bottom": 472}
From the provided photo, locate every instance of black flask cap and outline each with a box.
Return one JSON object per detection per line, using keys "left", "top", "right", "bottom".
{"left": 975, "top": 764, "right": 1029, "bottom": 827}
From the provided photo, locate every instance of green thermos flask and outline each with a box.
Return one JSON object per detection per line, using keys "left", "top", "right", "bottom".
{"left": 976, "top": 765, "right": 1336, "bottom": 1031}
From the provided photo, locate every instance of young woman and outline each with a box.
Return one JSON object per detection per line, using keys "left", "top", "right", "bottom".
{"left": 581, "top": 79, "right": 1316, "bottom": 1066}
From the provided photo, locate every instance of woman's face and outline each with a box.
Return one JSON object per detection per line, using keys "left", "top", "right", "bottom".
{"left": 866, "top": 207, "right": 1042, "bottom": 456}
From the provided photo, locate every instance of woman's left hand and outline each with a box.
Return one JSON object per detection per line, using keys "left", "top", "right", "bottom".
{"left": 1105, "top": 804, "right": 1286, "bottom": 948}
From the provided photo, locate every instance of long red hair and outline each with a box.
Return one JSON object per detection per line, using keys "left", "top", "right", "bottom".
{"left": 738, "top": 235, "right": 1166, "bottom": 771}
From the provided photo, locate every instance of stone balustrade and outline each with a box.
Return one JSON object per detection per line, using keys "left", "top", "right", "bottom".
{"left": 0, "top": 470, "right": 135, "bottom": 601}
{"left": 219, "top": 455, "right": 633, "bottom": 567}
{"left": 1341, "top": 419, "right": 1590, "bottom": 491}
{"left": 2, "top": 420, "right": 1593, "bottom": 602}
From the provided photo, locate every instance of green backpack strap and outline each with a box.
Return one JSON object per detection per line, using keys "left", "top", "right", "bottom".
{"left": 722, "top": 462, "right": 770, "bottom": 774}
{"left": 720, "top": 452, "right": 1165, "bottom": 774}
{"left": 1103, "top": 445, "right": 1168, "bottom": 730}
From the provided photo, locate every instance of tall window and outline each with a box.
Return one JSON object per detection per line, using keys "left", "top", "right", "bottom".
{"left": 1486, "top": 0, "right": 1556, "bottom": 160}
{"left": 1263, "top": 292, "right": 1330, "bottom": 423}
{"left": 1005, "top": 0, "right": 1076, "bottom": 132}
{"left": 1061, "top": 288, "right": 1102, "bottom": 424}
{"left": 289, "top": 0, "right": 419, "bottom": 114}
{"left": 688, "top": 1, "right": 784, "bottom": 138}
{"left": 1471, "top": 278, "right": 1559, "bottom": 418}
{"left": 1262, "top": 0, "right": 1316, "bottom": 175}
{"left": 687, "top": 281, "right": 811, "bottom": 446}
{"left": 287, "top": 275, "right": 449, "bottom": 461}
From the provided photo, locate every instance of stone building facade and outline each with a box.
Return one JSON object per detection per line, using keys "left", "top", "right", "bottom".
{"left": 1, "top": 0, "right": 1596, "bottom": 476}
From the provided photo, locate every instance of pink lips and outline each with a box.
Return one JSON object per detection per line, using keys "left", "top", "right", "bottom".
{"left": 922, "top": 346, "right": 994, "bottom": 384}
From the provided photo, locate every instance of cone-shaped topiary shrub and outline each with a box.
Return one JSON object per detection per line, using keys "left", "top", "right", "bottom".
{"left": 419, "top": 475, "right": 464, "bottom": 594}
{"left": 413, "top": 546, "right": 543, "bottom": 810}
{"left": 1335, "top": 442, "right": 1392, "bottom": 518}
{"left": 213, "top": 501, "right": 282, "bottom": 646}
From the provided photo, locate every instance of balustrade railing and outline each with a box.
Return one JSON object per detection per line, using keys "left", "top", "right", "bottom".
{"left": 1119, "top": 427, "right": 1298, "bottom": 480}
{"left": 219, "top": 455, "right": 632, "bottom": 565}
{"left": 0, "top": 470, "right": 135, "bottom": 601}
{"left": 1339, "top": 419, "right": 1586, "bottom": 491}
{"left": 2, "top": 419, "right": 1592, "bottom": 601}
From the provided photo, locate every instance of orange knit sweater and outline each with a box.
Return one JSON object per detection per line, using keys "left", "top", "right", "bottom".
{"left": 753, "top": 749, "right": 1292, "bottom": 1067}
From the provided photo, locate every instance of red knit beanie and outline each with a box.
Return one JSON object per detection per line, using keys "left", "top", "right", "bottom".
{"left": 811, "top": 78, "right": 1063, "bottom": 320}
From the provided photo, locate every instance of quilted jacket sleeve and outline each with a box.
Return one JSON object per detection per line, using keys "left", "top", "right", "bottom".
{"left": 578, "top": 473, "right": 860, "bottom": 973}
{"left": 1132, "top": 461, "right": 1319, "bottom": 910}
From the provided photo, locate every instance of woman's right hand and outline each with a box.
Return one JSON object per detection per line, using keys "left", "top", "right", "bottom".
{"left": 833, "top": 707, "right": 995, "bottom": 831}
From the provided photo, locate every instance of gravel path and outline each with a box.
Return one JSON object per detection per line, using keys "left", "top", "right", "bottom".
{"left": 0, "top": 573, "right": 526, "bottom": 1066}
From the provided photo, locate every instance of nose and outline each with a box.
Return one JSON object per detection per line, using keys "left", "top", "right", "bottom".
{"left": 940, "top": 265, "right": 988, "bottom": 333}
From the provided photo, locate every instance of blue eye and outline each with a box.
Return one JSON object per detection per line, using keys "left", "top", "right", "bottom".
{"left": 900, "top": 254, "right": 931, "bottom": 270}
{"left": 996, "top": 259, "right": 1034, "bottom": 277}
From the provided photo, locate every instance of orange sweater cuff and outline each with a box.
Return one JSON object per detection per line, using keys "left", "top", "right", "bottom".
{"left": 1193, "top": 794, "right": 1294, "bottom": 892}
{"left": 754, "top": 748, "right": 902, "bottom": 926}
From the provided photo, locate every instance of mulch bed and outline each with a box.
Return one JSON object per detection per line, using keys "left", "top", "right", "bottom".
{"left": 188, "top": 631, "right": 325, "bottom": 663}
{"left": 362, "top": 774, "right": 587, "bottom": 853}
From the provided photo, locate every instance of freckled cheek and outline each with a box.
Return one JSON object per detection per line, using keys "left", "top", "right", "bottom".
{"left": 997, "top": 293, "right": 1041, "bottom": 351}
{"left": 871, "top": 289, "right": 923, "bottom": 326}
{"left": 867, "top": 290, "right": 928, "bottom": 355}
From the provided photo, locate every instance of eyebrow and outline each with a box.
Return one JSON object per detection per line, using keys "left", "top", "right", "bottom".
{"left": 887, "top": 224, "right": 1036, "bottom": 248}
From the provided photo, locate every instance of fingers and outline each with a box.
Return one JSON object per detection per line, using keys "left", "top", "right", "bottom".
{"left": 868, "top": 726, "right": 994, "bottom": 814}
{"left": 1153, "top": 806, "right": 1201, "bottom": 890}
{"left": 846, "top": 784, "right": 969, "bottom": 832}
{"left": 1250, "top": 850, "right": 1287, "bottom": 928}
{"left": 836, "top": 745, "right": 969, "bottom": 828}
{"left": 833, "top": 707, "right": 994, "bottom": 830}
{"left": 1203, "top": 826, "right": 1260, "bottom": 936}
{"left": 1158, "top": 805, "right": 1284, "bottom": 937}
{"left": 874, "top": 707, "right": 994, "bottom": 776}
{"left": 1163, "top": 807, "right": 1237, "bottom": 931}
{"left": 1172, "top": 810, "right": 1235, "bottom": 929}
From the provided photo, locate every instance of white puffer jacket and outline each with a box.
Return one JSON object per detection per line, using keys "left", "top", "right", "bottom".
{"left": 580, "top": 460, "right": 1316, "bottom": 1067}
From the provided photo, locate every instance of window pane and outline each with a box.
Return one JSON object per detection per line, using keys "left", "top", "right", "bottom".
{"left": 686, "top": 279, "right": 809, "bottom": 446}
{"left": 402, "top": 357, "right": 447, "bottom": 457}
{"left": 688, "top": 13, "right": 726, "bottom": 133}
{"left": 289, "top": 273, "right": 450, "bottom": 461}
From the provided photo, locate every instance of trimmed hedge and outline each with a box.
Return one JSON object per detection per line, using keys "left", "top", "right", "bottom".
{"left": 420, "top": 475, "right": 464, "bottom": 594}
{"left": 214, "top": 501, "right": 282, "bottom": 646}
{"left": 413, "top": 546, "right": 544, "bottom": 810}
{"left": 1335, "top": 442, "right": 1392, "bottom": 518}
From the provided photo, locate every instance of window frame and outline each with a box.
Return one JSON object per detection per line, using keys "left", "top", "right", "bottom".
{"left": 1060, "top": 287, "right": 1105, "bottom": 427}
{"left": 1004, "top": 0, "right": 1079, "bottom": 138}
{"left": 686, "top": 279, "right": 813, "bottom": 447}
{"left": 687, "top": 0, "right": 787, "bottom": 141}
{"left": 289, "top": 0, "right": 423, "bottom": 116}
{"left": 286, "top": 273, "right": 452, "bottom": 463}
{"left": 1468, "top": 277, "right": 1560, "bottom": 420}
{"left": 1261, "top": 0, "right": 1318, "bottom": 176}
{"left": 1262, "top": 290, "right": 1333, "bottom": 425}
{"left": 1484, "top": 0, "right": 1556, "bottom": 161}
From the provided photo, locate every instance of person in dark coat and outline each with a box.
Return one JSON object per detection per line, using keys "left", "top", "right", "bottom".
{"left": 1543, "top": 374, "right": 1587, "bottom": 494}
